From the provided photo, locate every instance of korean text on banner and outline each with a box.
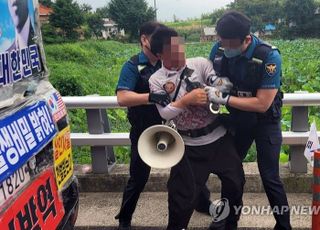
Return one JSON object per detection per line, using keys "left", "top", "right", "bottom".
{"left": 0, "top": 0, "right": 47, "bottom": 109}
{"left": 0, "top": 168, "right": 65, "bottom": 230}
{"left": 53, "top": 126, "right": 73, "bottom": 190}
{"left": 0, "top": 101, "right": 57, "bottom": 183}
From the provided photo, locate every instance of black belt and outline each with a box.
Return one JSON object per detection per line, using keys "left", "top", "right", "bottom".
{"left": 178, "top": 119, "right": 221, "bottom": 138}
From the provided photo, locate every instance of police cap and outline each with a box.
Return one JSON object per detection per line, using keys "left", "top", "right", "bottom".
{"left": 216, "top": 11, "right": 251, "bottom": 41}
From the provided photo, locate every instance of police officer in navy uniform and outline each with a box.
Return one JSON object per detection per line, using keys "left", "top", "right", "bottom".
{"left": 206, "top": 11, "right": 292, "bottom": 230}
{"left": 115, "top": 21, "right": 171, "bottom": 230}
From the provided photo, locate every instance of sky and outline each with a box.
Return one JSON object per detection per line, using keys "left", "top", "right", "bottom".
{"left": 75, "top": 0, "right": 234, "bottom": 22}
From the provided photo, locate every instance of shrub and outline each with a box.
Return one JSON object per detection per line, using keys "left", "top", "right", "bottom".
{"left": 50, "top": 74, "right": 85, "bottom": 96}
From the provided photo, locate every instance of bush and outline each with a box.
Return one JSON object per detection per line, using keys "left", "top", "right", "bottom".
{"left": 50, "top": 75, "right": 85, "bottom": 96}
{"left": 41, "top": 23, "right": 65, "bottom": 44}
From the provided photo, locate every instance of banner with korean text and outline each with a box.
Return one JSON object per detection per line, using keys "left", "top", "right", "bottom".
{"left": 53, "top": 126, "right": 73, "bottom": 190}
{"left": 0, "top": 0, "right": 47, "bottom": 109}
{"left": 0, "top": 100, "right": 57, "bottom": 183}
{"left": 0, "top": 168, "right": 65, "bottom": 229}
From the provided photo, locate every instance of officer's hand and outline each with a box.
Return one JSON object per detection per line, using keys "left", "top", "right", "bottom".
{"left": 149, "top": 92, "right": 171, "bottom": 107}
{"left": 204, "top": 86, "right": 230, "bottom": 105}
{"left": 183, "top": 88, "right": 208, "bottom": 106}
{"left": 207, "top": 76, "right": 233, "bottom": 93}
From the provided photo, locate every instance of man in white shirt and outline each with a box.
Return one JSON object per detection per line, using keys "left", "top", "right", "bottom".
{"left": 149, "top": 27, "right": 245, "bottom": 230}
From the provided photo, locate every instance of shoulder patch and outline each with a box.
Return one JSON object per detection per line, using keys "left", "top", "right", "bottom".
{"left": 265, "top": 63, "right": 277, "bottom": 76}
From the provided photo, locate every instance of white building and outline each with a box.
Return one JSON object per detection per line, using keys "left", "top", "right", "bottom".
{"left": 101, "top": 18, "right": 125, "bottom": 39}
{"left": 200, "top": 27, "right": 217, "bottom": 42}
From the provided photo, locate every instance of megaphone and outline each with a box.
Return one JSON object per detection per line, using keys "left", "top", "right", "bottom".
{"left": 138, "top": 125, "right": 185, "bottom": 169}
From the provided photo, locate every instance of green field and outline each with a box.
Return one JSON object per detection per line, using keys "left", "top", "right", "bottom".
{"left": 44, "top": 39, "right": 320, "bottom": 164}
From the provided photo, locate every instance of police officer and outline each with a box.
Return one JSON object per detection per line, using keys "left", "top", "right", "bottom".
{"left": 206, "top": 11, "right": 292, "bottom": 230}
{"left": 115, "top": 21, "right": 171, "bottom": 230}
{"left": 149, "top": 27, "right": 244, "bottom": 230}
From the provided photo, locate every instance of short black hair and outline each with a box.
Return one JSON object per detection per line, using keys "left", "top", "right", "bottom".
{"left": 216, "top": 11, "right": 251, "bottom": 40}
{"left": 139, "top": 21, "right": 166, "bottom": 37}
{"left": 150, "top": 27, "right": 179, "bottom": 55}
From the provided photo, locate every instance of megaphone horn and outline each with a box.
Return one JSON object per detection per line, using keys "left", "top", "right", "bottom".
{"left": 138, "top": 125, "right": 185, "bottom": 169}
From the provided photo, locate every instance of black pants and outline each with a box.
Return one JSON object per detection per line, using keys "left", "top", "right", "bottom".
{"left": 115, "top": 127, "right": 151, "bottom": 222}
{"left": 167, "top": 133, "right": 245, "bottom": 230}
{"left": 234, "top": 120, "right": 292, "bottom": 230}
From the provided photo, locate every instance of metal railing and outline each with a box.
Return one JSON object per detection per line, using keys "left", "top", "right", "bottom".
{"left": 63, "top": 92, "right": 320, "bottom": 174}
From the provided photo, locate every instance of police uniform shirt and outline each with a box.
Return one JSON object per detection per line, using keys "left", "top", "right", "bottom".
{"left": 149, "top": 57, "right": 226, "bottom": 146}
{"left": 116, "top": 51, "right": 160, "bottom": 92}
{"left": 209, "top": 35, "right": 281, "bottom": 91}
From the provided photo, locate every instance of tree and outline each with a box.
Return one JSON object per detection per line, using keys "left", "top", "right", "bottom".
{"left": 39, "top": 0, "right": 53, "bottom": 7}
{"left": 210, "top": 8, "right": 227, "bottom": 25}
{"left": 228, "top": 0, "right": 284, "bottom": 32}
{"left": 107, "top": 0, "right": 155, "bottom": 41}
{"left": 87, "top": 13, "right": 105, "bottom": 39}
{"left": 96, "top": 6, "right": 109, "bottom": 18}
{"left": 282, "top": 0, "right": 317, "bottom": 37}
{"left": 49, "top": 0, "right": 84, "bottom": 40}
{"left": 80, "top": 3, "right": 92, "bottom": 14}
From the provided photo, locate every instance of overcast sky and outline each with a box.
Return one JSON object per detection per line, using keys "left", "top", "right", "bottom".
{"left": 75, "top": 0, "right": 234, "bottom": 22}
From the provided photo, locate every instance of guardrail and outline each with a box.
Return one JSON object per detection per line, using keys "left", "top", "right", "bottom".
{"left": 63, "top": 92, "right": 320, "bottom": 174}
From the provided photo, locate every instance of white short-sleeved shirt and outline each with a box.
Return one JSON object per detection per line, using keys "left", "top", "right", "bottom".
{"left": 149, "top": 57, "right": 226, "bottom": 146}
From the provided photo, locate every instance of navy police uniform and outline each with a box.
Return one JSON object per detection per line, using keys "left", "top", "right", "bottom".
{"left": 209, "top": 35, "right": 291, "bottom": 230}
{"left": 115, "top": 52, "right": 162, "bottom": 223}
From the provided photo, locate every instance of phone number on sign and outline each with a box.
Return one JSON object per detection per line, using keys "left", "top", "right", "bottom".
{"left": 0, "top": 164, "right": 30, "bottom": 209}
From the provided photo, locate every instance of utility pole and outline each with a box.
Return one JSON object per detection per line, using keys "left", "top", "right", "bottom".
{"left": 154, "top": 0, "right": 157, "bottom": 20}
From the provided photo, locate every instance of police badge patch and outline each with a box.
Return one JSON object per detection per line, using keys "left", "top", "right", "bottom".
{"left": 163, "top": 81, "right": 176, "bottom": 94}
{"left": 265, "top": 63, "right": 277, "bottom": 76}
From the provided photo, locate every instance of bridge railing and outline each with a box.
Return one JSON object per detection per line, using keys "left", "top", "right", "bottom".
{"left": 63, "top": 92, "right": 320, "bottom": 174}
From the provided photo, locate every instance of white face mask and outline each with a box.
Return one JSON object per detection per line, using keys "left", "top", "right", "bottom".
{"left": 224, "top": 47, "right": 242, "bottom": 58}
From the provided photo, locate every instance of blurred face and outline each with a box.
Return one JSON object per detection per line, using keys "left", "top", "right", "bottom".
{"left": 8, "top": 0, "right": 29, "bottom": 32}
{"left": 161, "top": 36, "right": 186, "bottom": 71}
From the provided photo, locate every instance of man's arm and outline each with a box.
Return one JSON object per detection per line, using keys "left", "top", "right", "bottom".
{"left": 171, "top": 88, "right": 208, "bottom": 109}
{"left": 156, "top": 88, "right": 208, "bottom": 120}
{"left": 228, "top": 89, "right": 278, "bottom": 113}
{"left": 116, "top": 61, "right": 141, "bottom": 106}
{"left": 117, "top": 90, "right": 149, "bottom": 107}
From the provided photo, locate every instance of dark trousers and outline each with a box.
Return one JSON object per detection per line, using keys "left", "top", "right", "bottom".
{"left": 115, "top": 126, "right": 151, "bottom": 222}
{"left": 234, "top": 120, "right": 292, "bottom": 230}
{"left": 167, "top": 134, "right": 245, "bottom": 230}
